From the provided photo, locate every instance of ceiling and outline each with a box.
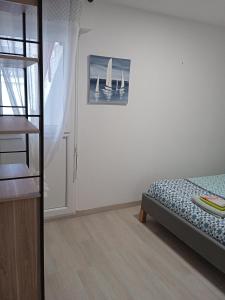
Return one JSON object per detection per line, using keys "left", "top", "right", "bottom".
{"left": 105, "top": 0, "right": 225, "bottom": 27}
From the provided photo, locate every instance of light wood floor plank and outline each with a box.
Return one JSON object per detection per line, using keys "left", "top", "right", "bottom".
{"left": 45, "top": 206, "right": 225, "bottom": 300}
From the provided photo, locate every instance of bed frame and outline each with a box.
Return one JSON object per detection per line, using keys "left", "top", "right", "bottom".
{"left": 139, "top": 193, "right": 225, "bottom": 274}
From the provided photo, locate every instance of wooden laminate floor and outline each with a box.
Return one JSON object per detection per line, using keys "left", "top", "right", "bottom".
{"left": 45, "top": 206, "right": 225, "bottom": 300}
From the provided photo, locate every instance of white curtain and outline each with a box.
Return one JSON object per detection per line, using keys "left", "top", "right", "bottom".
{"left": 0, "top": 39, "right": 24, "bottom": 116}
{"left": 0, "top": 40, "right": 39, "bottom": 171}
{"left": 0, "top": 37, "right": 26, "bottom": 165}
{"left": 43, "top": 0, "right": 82, "bottom": 167}
{"left": 0, "top": 8, "right": 38, "bottom": 117}
{"left": 0, "top": 0, "right": 82, "bottom": 175}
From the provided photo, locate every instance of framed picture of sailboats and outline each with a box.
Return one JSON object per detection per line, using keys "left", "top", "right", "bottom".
{"left": 88, "top": 55, "right": 131, "bottom": 105}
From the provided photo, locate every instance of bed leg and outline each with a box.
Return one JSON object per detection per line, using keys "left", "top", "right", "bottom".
{"left": 139, "top": 208, "right": 147, "bottom": 223}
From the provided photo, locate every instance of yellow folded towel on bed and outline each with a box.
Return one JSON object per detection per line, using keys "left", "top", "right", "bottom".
{"left": 199, "top": 197, "right": 225, "bottom": 211}
{"left": 201, "top": 195, "right": 225, "bottom": 208}
{"left": 192, "top": 196, "right": 225, "bottom": 218}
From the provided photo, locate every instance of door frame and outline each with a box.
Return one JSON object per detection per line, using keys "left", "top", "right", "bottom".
{"left": 44, "top": 130, "right": 77, "bottom": 219}
{"left": 44, "top": 29, "right": 82, "bottom": 220}
{"left": 44, "top": 69, "right": 78, "bottom": 220}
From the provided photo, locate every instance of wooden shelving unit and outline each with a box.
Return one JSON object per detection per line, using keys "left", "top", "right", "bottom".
{"left": 0, "top": 54, "right": 38, "bottom": 68}
{"left": 6, "top": 0, "right": 37, "bottom": 4}
{"left": 0, "top": 174, "right": 40, "bottom": 203}
{"left": 0, "top": 116, "right": 39, "bottom": 133}
{"left": 0, "top": 163, "right": 32, "bottom": 179}
{"left": 0, "top": 164, "right": 40, "bottom": 203}
{"left": 0, "top": 0, "right": 44, "bottom": 299}
{"left": 0, "top": 0, "right": 37, "bottom": 13}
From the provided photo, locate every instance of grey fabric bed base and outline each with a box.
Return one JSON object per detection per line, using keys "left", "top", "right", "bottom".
{"left": 141, "top": 193, "right": 225, "bottom": 274}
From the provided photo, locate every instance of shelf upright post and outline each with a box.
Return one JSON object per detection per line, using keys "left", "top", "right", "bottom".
{"left": 37, "top": 0, "right": 45, "bottom": 299}
{"left": 22, "top": 11, "right": 30, "bottom": 167}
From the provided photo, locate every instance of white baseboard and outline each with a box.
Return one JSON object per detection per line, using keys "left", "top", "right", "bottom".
{"left": 44, "top": 206, "right": 74, "bottom": 220}
{"left": 75, "top": 201, "right": 141, "bottom": 217}
{"left": 45, "top": 200, "right": 141, "bottom": 222}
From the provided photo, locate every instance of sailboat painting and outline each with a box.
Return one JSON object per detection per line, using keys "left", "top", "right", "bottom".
{"left": 88, "top": 55, "right": 131, "bottom": 105}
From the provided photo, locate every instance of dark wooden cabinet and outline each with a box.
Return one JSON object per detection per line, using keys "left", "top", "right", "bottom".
{"left": 0, "top": 198, "right": 41, "bottom": 300}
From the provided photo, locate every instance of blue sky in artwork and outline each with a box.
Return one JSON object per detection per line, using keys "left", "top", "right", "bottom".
{"left": 89, "top": 55, "right": 131, "bottom": 81}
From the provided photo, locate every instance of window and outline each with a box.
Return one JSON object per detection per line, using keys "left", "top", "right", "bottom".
{"left": 0, "top": 68, "right": 24, "bottom": 115}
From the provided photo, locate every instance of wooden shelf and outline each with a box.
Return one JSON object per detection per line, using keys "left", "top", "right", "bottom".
{"left": 6, "top": 0, "right": 37, "bottom": 4}
{"left": 0, "top": 0, "right": 37, "bottom": 13}
{"left": 0, "top": 163, "right": 33, "bottom": 179}
{"left": 0, "top": 116, "right": 39, "bottom": 134}
{"left": 0, "top": 163, "right": 40, "bottom": 203}
{"left": 0, "top": 54, "right": 38, "bottom": 68}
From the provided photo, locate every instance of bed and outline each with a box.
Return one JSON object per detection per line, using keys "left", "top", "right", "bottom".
{"left": 139, "top": 175, "right": 225, "bottom": 274}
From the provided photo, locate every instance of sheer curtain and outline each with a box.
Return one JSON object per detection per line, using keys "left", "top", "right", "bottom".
{"left": 0, "top": 41, "right": 24, "bottom": 116}
{"left": 0, "top": 36, "right": 26, "bottom": 165}
{"left": 43, "top": 0, "right": 82, "bottom": 167}
{"left": 0, "top": 0, "right": 82, "bottom": 176}
{"left": 0, "top": 9, "right": 37, "bottom": 117}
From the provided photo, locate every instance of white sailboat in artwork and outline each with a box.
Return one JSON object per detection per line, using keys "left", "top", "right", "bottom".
{"left": 116, "top": 80, "right": 119, "bottom": 91}
{"left": 119, "top": 71, "right": 125, "bottom": 95}
{"left": 103, "top": 58, "right": 113, "bottom": 98}
{"left": 95, "top": 75, "right": 100, "bottom": 93}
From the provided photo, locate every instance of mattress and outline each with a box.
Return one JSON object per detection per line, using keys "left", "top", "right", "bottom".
{"left": 147, "top": 176, "right": 225, "bottom": 246}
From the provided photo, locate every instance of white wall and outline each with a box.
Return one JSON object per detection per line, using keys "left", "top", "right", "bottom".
{"left": 76, "top": 0, "right": 225, "bottom": 210}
